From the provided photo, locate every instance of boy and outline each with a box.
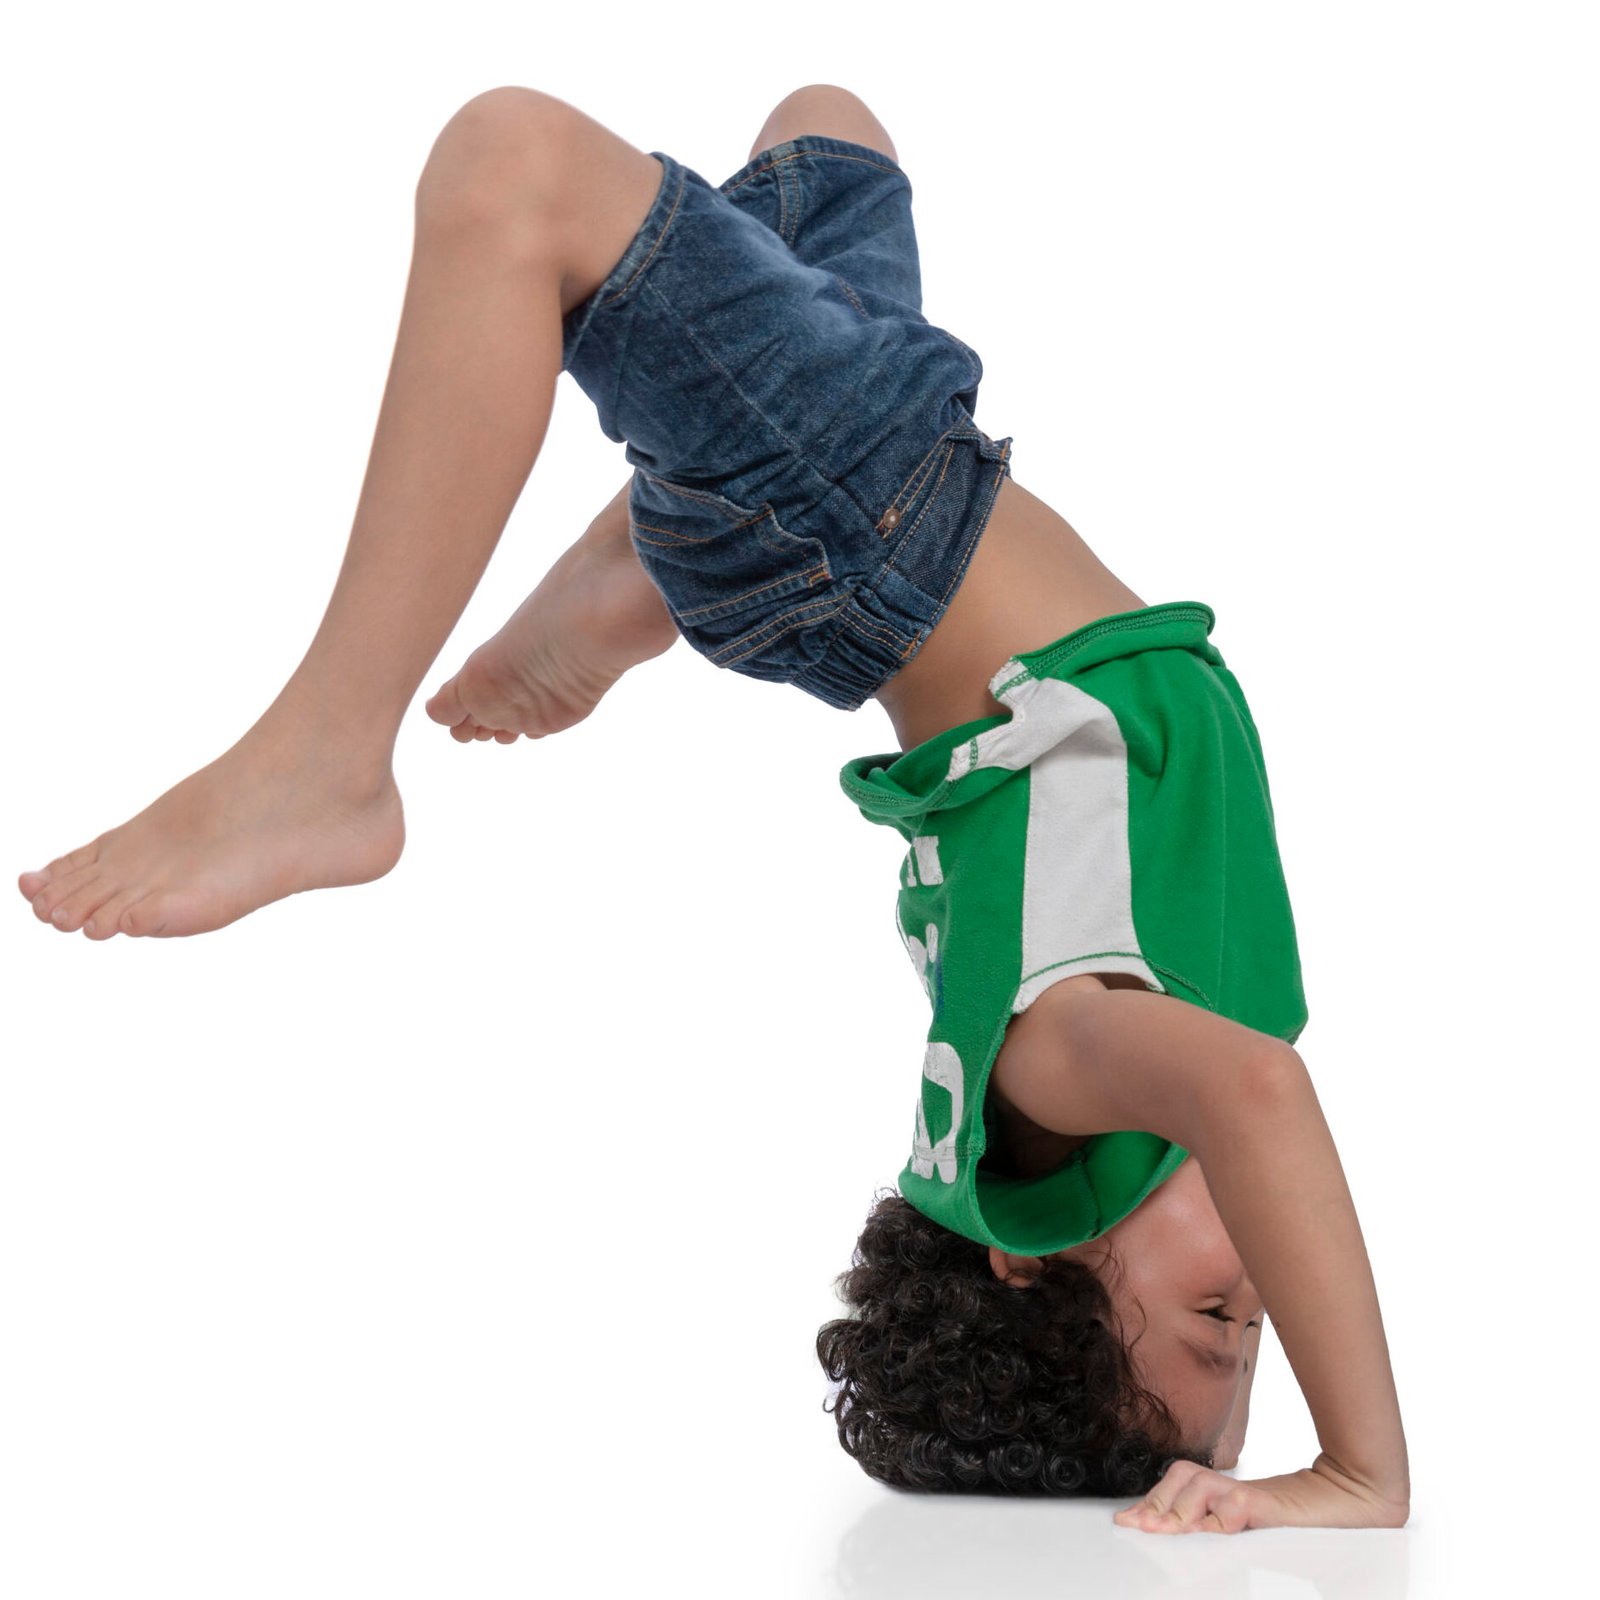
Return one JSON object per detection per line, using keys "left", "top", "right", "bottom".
{"left": 17, "top": 85, "right": 1407, "bottom": 1531}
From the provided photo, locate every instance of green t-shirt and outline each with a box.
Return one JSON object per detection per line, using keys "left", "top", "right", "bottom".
{"left": 840, "top": 601, "right": 1308, "bottom": 1256}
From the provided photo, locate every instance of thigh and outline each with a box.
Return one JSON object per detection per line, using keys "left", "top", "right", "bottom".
{"left": 716, "top": 135, "right": 924, "bottom": 316}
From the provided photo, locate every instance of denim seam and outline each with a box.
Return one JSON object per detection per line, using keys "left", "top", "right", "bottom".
{"left": 812, "top": 429, "right": 987, "bottom": 685}
{"left": 632, "top": 510, "right": 821, "bottom": 563}
{"left": 831, "top": 418, "right": 964, "bottom": 537}
{"left": 784, "top": 151, "right": 806, "bottom": 245}
{"left": 775, "top": 575, "right": 870, "bottom": 680}
{"left": 833, "top": 273, "right": 870, "bottom": 319}
{"left": 878, "top": 434, "right": 949, "bottom": 533}
{"left": 720, "top": 145, "right": 904, "bottom": 199}
{"left": 927, "top": 450, "right": 1010, "bottom": 614}
{"left": 896, "top": 441, "right": 958, "bottom": 545}
{"left": 711, "top": 592, "right": 851, "bottom": 666}
{"left": 633, "top": 471, "right": 759, "bottom": 515}
{"left": 650, "top": 551, "right": 829, "bottom": 621}
{"left": 632, "top": 475, "right": 826, "bottom": 563}
{"left": 638, "top": 274, "right": 839, "bottom": 508}
{"left": 879, "top": 434, "right": 965, "bottom": 584}
{"left": 836, "top": 606, "right": 912, "bottom": 653}
{"left": 892, "top": 445, "right": 1011, "bottom": 663}
{"left": 602, "top": 160, "right": 687, "bottom": 309}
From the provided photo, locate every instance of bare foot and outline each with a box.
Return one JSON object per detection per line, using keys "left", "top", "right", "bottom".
{"left": 426, "top": 530, "right": 677, "bottom": 743}
{"left": 18, "top": 716, "right": 405, "bottom": 940}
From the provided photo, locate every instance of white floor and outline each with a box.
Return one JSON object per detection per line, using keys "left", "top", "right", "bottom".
{"left": 4, "top": 6, "right": 1594, "bottom": 1595}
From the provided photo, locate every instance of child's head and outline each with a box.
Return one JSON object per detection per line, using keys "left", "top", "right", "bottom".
{"left": 816, "top": 1158, "right": 1260, "bottom": 1494}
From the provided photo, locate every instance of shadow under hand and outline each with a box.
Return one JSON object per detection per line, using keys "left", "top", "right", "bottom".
{"left": 830, "top": 1492, "right": 1410, "bottom": 1600}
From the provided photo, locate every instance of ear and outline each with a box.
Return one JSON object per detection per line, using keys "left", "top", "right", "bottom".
{"left": 988, "top": 1246, "right": 1046, "bottom": 1289}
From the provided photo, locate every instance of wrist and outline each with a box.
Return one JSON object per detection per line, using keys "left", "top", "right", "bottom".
{"left": 1309, "top": 1452, "right": 1410, "bottom": 1516}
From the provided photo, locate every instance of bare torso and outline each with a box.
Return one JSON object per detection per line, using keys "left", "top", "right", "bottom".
{"left": 873, "top": 476, "right": 1154, "bottom": 1174}
{"left": 872, "top": 474, "right": 1149, "bottom": 753}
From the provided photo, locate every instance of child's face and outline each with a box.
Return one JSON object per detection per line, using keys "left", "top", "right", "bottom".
{"left": 1052, "top": 1157, "right": 1261, "bottom": 1457}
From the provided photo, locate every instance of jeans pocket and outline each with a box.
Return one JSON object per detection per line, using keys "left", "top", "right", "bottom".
{"left": 628, "top": 470, "right": 836, "bottom": 668}
{"left": 873, "top": 429, "right": 963, "bottom": 546}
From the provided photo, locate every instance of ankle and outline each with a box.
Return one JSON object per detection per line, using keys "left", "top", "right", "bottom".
{"left": 578, "top": 482, "right": 636, "bottom": 562}
{"left": 248, "top": 681, "right": 399, "bottom": 790}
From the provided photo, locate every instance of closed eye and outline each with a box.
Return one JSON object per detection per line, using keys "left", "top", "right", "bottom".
{"left": 1201, "top": 1307, "right": 1262, "bottom": 1329}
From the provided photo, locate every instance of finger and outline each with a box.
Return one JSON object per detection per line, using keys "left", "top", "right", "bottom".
{"left": 1114, "top": 1506, "right": 1181, "bottom": 1535}
{"left": 1166, "top": 1467, "right": 1229, "bottom": 1528}
{"left": 1137, "top": 1459, "right": 1204, "bottom": 1517}
{"left": 1113, "top": 1464, "right": 1202, "bottom": 1531}
{"left": 1204, "top": 1490, "right": 1254, "bottom": 1534}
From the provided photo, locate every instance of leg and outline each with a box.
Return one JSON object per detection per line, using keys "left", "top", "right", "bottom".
{"left": 742, "top": 83, "right": 899, "bottom": 166}
{"left": 423, "top": 85, "right": 904, "bottom": 745}
{"left": 422, "top": 473, "right": 677, "bottom": 744}
{"left": 730, "top": 85, "right": 922, "bottom": 314}
{"left": 19, "top": 88, "right": 665, "bottom": 937}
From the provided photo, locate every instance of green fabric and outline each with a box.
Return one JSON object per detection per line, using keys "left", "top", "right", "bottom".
{"left": 840, "top": 601, "right": 1308, "bottom": 1256}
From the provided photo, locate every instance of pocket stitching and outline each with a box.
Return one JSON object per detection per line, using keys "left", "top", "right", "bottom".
{"left": 710, "top": 591, "right": 849, "bottom": 666}
{"left": 875, "top": 429, "right": 959, "bottom": 537}
{"left": 634, "top": 474, "right": 827, "bottom": 561}
{"left": 630, "top": 473, "right": 833, "bottom": 623}
{"left": 876, "top": 437, "right": 961, "bottom": 571}
{"left": 671, "top": 558, "right": 832, "bottom": 622}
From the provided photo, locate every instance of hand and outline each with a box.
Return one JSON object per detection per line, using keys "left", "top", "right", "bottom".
{"left": 1112, "top": 1454, "right": 1410, "bottom": 1534}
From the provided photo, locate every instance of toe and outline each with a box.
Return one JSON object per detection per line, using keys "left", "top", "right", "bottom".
{"left": 494, "top": 729, "right": 518, "bottom": 744}
{"left": 450, "top": 716, "right": 480, "bottom": 743}
{"left": 425, "top": 678, "right": 470, "bottom": 728}
{"left": 50, "top": 876, "right": 120, "bottom": 933}
{"left": 20, "top": 843, "right": 100, "bottom": 899}
{"left": 119, "top": 893, "right": 172, "bottom": 938}
{"left": 84, "top": 887, "right": 142, "bottom": 940}
{"left": 30, "top": 862, "right": 101, "bottom": 923}
{"left": 119, "top": 888, "right": 218, "bottom": 938}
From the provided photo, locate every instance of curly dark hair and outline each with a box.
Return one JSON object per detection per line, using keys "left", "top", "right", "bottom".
{"left": 815, "top": 1190, "right": 1212, "bottom": 1496}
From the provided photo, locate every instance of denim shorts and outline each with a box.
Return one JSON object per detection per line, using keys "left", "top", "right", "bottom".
{"left": 560, "top": 135, "right": 1014, "bottom": 713}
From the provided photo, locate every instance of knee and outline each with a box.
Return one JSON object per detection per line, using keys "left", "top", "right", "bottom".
{"left": 416, "top": 86, "right": 576, "bottom": 237}
{"left": 751, "top": 84, "right": 896, "bottom": 163}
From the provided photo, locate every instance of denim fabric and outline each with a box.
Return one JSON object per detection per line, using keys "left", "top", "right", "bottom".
{"left": 560, "top": 136, "right": 1014, "bottom": 712}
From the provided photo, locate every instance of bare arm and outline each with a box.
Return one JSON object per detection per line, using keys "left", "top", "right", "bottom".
{"left": 993, "top": 987, "right": 1410, "bottom": 1521}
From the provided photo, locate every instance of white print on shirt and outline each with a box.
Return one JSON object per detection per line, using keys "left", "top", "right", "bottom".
{"left": 900, "top": 918, "right": 939, "bottom": 1000}
{"left": 901, "top": 835, "right": 944, "bottom": 887}
{"left": 910, "top": 1040, "right": 963, "bottom": 1184}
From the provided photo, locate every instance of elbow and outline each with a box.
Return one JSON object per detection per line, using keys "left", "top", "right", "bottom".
{"left": 1175, "top": 1039, "right": 1306, "bottom": 1158}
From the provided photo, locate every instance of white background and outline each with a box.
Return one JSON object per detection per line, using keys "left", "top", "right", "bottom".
{"left": 2, "top": 3, "right": 1594, "bottom": 1596}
